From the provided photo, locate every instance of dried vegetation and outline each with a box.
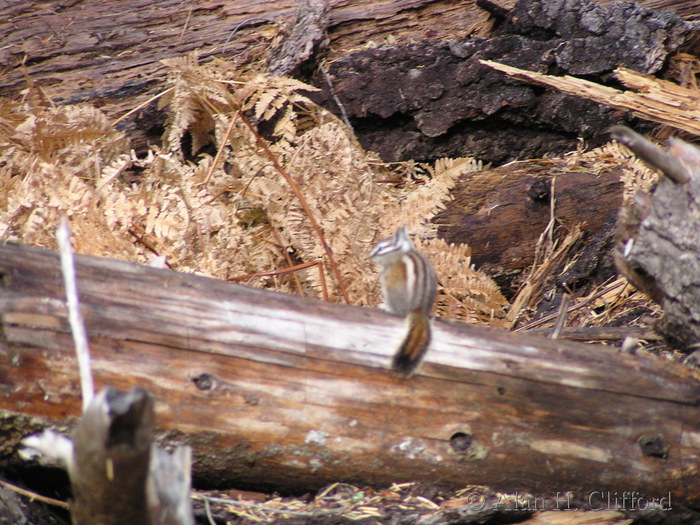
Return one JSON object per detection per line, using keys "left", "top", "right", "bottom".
{"left": 3, "top": 48, "right": 698, "bottom": 344}
{"left": 0, "top": 53, "right": 507, "bottom": 325}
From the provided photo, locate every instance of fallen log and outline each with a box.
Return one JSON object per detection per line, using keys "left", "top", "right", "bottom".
{"left": 1, "top": 243, "right": 699, "bottom": 508}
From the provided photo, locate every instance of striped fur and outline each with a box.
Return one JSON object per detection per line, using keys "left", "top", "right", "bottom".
{"left": 370, "top": 227, "right": 437, "bottom": 375}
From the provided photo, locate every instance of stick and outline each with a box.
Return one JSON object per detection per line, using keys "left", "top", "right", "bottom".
{"left": 56, "top": 217, "right": 94, "bottom": 411}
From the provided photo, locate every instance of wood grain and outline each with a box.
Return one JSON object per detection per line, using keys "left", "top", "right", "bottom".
{"left": 1, "top": 243, "right": 698, "bottom": 505}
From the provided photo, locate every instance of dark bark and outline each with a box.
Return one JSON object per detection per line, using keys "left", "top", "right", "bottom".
{"left": 434, "top": 164, "right": 623, "bottom": 294}
{"left": 315, "top": 0, "right": 695, "bottom": 164}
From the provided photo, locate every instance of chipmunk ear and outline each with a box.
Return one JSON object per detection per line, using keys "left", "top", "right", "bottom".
{"left": 396, "top": 226, "right": 413, "bottom": 249}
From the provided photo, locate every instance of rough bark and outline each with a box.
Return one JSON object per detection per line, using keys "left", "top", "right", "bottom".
{"left": 1, "top": 0, "right": 697, "bottom": 163}
{"left": 265, "top": 0, "right": 329, "bottom": 77}
{"left": 1, "top": 244, "right": 699, "bottom": 507}
{"left": 611, "top": 127, "right": 700, "bottom": 347}
{"left": 0, "top": 0, "right": 489, "bottom": 154}
{"left": 316, "top": 0, "right": 696, "bottom": 163}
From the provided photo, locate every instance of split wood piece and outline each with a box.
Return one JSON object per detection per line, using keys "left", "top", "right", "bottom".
{"left": 68, "top": 386, "right": 194, "bottom": 525}
{"left": 1, "top": 244, "right": 699, "bottom": 506}
{"left": 610, "top": 126, "right": 700, "bottom": 347}
{"left": 20, "top": 389, "right": 194, "bottom": 524}
{"left": 479, "top": 60, "right": 700, "bottom": 136}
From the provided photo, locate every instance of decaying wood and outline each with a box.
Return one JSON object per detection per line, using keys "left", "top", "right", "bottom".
{"left": 480, "top": 0, "right": 700, "bottom": 20}
{"left": 64, "top": 387, "right": 194, "bottom": 525}
{"left": 2, "top": 0, "right": 696, "bottom": 164}
{"left": 1, "top": 244, "right": 699, "bottom": 507}
{"left": 0, "top": 0, "right": 489, "bottom": 153}
{"left": 319, "top": 0, "right": 695, "bottom": 163}
{"left": 434, "top": 163, "right": 622, "bottom": 292}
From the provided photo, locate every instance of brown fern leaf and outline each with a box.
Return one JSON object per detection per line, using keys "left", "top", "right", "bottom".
{"left": 422, "top": 237, "right": 509, "bottom": 327}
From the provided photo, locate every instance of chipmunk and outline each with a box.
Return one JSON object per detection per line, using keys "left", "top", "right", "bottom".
{"left": 370, "top": 227, "right": 437, "bottom": 375}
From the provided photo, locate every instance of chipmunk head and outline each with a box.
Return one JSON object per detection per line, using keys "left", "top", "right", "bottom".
{"left": 370, "top": 227, "right": 414, "bottom": 262}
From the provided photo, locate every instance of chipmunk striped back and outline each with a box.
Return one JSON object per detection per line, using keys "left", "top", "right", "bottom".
{"left": 370, "top": 227, "right": 437, "bottom": 374}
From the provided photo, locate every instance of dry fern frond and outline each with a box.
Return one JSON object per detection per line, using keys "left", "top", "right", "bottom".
{"left": 249, "top": 120, "right": 381, "bottom": 304}
{"left": 562, "top": 139, "right": 657, "bottom": 203}
{"left": 0, "top": 95, "right": 135, "bottom": 258}
{"left": 159, "top": 53, "right": 239, "bottom": 155}
{"left": 378, "top": 157, "right": 482, "bottom": 237}
{"left": 424, "top": 237, "right": 508, "bottom": 327}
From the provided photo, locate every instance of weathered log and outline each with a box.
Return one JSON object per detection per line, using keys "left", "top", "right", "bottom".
{"left": 1, "top": 243, "right": 699, "bottom": 507}
{"left": 2, "top": 0, "right": 696, "bottom": 164}
{"left": 318, "top": 0, "right": 695, "bottom": 163}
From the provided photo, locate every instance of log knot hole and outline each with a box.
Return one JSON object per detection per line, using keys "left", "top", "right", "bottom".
{"left": 449, "top": 432, "right": 473, "bottom": 453}
{"left": 192, "top": 373, "right": 214, "bottom": 391}
{"left": 527, "top": 178, "right": 551, "bottom": 202}
{"left": 638, "top": 434, "right": 669, "bottom": 459}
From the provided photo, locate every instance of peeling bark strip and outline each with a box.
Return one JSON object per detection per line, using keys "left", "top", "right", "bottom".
{"left": 1, "top": 244, "right": 699, "bottom": 505}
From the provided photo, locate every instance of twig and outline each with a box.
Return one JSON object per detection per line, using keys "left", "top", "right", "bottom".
{"left": 609, "top": 125, "right": 691, "bottom": 184}
{"left": 268, "top": 225, "right": 305, "bottom": 296}
{"left": 178, "top": 1, "right": 194, "bottom": 44}
{"left": 320, "top": 64, "right": 354, "bottom": 135}
{"left": 222, "top": 17, "right": 272, "bottom": 53}
{"left": 203, "top": 495, "right": 217, "bottom": 525}
{"left": 201, "top": 111, "right": 240, "bottom": 187}
{"left": 549, "top": 293, "right": 571, "bottom": 339}
{"left": 56, "top": 217, "right": 93, "bottom": 412}
{"left": 316, "top": 259, "right": 328, "bottom": 301}
{"left": 0, "top": 479, "right": 70, "bottom": 510}
{"left": 111, "top": 87, "right": 174, "bottom": 127}
{"left": 508, "top": 177, "right": 560, "bottom": 325}
{"left": 517, "top": 279, "right": 626, "bottom": 331}
{"left": 238, "top": 111, "right": 351, "bottom": 303}
{"left": 127, "top": 222, "right": 178, "bottom": 268}
{"left": 193, "top": 494, "right": 332, "bottom": 518}
{"left": 228, "top": 166, "right": 267, "bottom": 213}
{"left": 228, "top": 260, "right": 320, "bottom": 282}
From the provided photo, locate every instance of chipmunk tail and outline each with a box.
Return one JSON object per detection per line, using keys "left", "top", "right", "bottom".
{"left": 392, "top": 310, "right": 431, "bottom": 375}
